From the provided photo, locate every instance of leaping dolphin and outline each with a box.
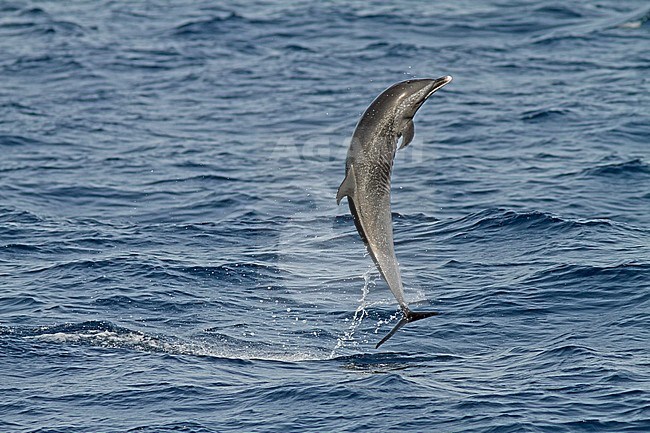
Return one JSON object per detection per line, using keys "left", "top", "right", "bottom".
{"left": 337, "top": 76, "right": 452, "bottom": 348}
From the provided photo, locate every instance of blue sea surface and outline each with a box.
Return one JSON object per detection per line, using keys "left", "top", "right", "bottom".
{"left": 1, "top": 1, "right": 649, "bottom": 432}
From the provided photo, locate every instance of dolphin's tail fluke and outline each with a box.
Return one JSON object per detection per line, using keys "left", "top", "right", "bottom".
{"left": 375, "top": 309, "right": 438, "bottom": 349}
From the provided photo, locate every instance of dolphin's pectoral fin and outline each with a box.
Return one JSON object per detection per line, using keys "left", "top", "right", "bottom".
{"left": 399, "top": 120, "right": 415, "bottom": 149}
{"left": 336, "top": 165, "right": 357, "bottom": 205}
{"left": 375, "top": 308, "right": 439, "bottom": 349}
{"left": 348, "top": 198, "right": 369, "bottom": 245}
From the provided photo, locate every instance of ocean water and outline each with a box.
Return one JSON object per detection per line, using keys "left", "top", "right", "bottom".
{"left": 1, "top": 0, "right": 649, "bottom": 431}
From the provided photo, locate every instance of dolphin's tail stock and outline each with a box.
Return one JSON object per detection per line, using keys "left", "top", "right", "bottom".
{"left": 375, "top": 308, "right": 438, "bottom": 349}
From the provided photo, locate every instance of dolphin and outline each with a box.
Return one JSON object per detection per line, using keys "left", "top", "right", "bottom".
{"left": 337, "top": 76, "right": 452, "bottom": 348}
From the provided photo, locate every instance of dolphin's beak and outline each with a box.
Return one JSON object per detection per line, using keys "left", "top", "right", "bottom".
{"left": 425, "top": 75, "right": 452, "bottom": 99}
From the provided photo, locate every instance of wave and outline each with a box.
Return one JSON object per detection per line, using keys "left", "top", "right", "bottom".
{"left": 520, "top": 107, "right": 573, "bottom": 122}
{"left": 5, "top": 318, "right": 465, "bottom": 365}
{"left": 532, "top": 5, "right": 584, "bottom": 19}
{"left": 0, "top": 206, "right": 45, "bottom": 224}
{"left": 356, "top": 41, "right": 428, "bottom": 60}
{"left": 144, "top": 174, "right": 234, "bottom": 186}
{"left": 524, "top": 262, "right": 649, "bottom": 286}
{"left": 581, "top": 158, "right": 650, "bottom": 177}
{"left": 3, "top": 53, "right": 88, "bottom": 78}
{"left": 616, "top": 7, "right": 650, "bottom": 29}
{"left": 528, "top": 5, "right": 650, "bottom": 45}
{"left": 21, "top": 255, "right": 282, "bottom": 287}
{"left": 0, "top": 134, "right": 49, "bottom": 147}
{"left": 0, "top": 6, "right": 86, "bottom": 37}
{"left": 520, "top": 262, "right": 650, "bottom": 312}
{"left": 0, "top": 243, "right": 41, "bottom": 253}
{"left": 172, "top": 12, "right": 256, "bottom": 38}
{"left": 435, "top": 208, "right": 613, "bottom": 238}
{"left": 1, "top": 321, "right": 327, "bottom": 362}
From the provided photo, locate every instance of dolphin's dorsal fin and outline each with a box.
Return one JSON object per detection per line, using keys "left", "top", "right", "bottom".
{"left": 336, "top": 165, "right": 357, "bottom": 205}
{"left": 399, "top": 120, "right": 415, "bottom": 149}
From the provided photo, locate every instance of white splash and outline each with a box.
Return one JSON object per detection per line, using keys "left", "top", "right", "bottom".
{"left": 28, "top": 328, "right": 326, "bottom": 362}
{"left": 329, "top": 267, "right": 376, "bottom": 358}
